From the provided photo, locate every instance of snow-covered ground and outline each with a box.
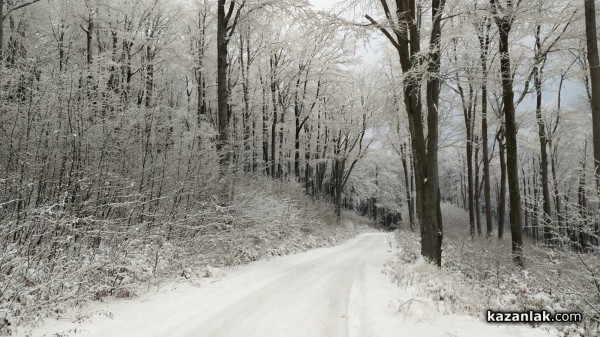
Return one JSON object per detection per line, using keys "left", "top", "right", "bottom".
{"left": 15, "top": 233, "right": 555, "bottom": 337}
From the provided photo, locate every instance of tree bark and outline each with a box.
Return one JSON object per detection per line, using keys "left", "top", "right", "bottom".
{"left": 217, "top": 0, "right": 230, "bottom": 158}
{"left": 216, "top": 0, "right": 243, "bottom": 168}
{"left": 421, "top": 0, "right": 445, "bottom": 266}
{"left": 474, "top": 137, "right": 482, "bottom": 235}
{"left": 477, "top": 19, "right": 494, "bottom": 238}
{"left": 367, "top": 0, "right": 445, "bottom": 266}
{"left": 0, "top": 0, "right": 4, "bottom": 61}
{"left": 584, "top": 0, "right": 600, "bottom": 189}
{"left": 534, "top": 65, "right": 553, "bottom": 244}
{"left": 400, "top": 142, "right": 415, "bottom": 230}
{"left": 578, "top": 141, "right": 589, "bottom": 252}
{"left": 86, "top": 9, "right": 94, "bottom": 65}
{"left": 491, "top": 5, "right": 524, "bottom": 266}
{"left": 497, "top": 129, "right": 507, "bottom": 239}
{"left": 270, "top": 55, "right": 278, "bottom": 178}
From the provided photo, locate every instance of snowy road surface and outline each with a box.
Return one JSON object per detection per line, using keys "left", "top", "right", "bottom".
{"left": 19, "top": 233, "right": 555, "bottom": 337}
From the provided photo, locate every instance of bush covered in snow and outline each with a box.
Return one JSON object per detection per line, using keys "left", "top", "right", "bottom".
{"left": 389, "top": 203, "right": 599, "bottom": 337}
{"left": 0, "top": 173, "right": 373, "bottom": 334}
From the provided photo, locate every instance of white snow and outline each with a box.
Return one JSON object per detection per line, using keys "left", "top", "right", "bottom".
{"left": 14, "top": 233, "right": 556, "bottom": 337}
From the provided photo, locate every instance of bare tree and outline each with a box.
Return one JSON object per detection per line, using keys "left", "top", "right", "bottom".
{"left": 0, "top": 0, "right": 41, "bottom": 60}
{"left": 366, "top": 0, "right": 446, "bottom": 266}
{"left": 584, "top": 0, "right": 600, "bottom": 188}
{"left": 489, "top": 0, "right": 523, "bottom": 267}
{"left": 474, "top": 13, "right": 494, "bottom": 238}
{"left": 217, "top": 0, "right": 245, "bottom": 163}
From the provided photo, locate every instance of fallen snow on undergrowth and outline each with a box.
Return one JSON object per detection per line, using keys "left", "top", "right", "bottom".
{"left": 0, "top": 175, "right": 374, "bottom": 335}
{"left": 390, "top": 203, "right": 596, "bottom": 337}
{"left": 9, "top": 233, "right": 561, "bottom": 337}
{"left": 382, "top": 237, "right": 558, "bottom": 337}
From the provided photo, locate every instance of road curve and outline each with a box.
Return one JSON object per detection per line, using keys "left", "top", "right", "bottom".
{"left": 85, "top": 233, "right": 392, "bottom": 337}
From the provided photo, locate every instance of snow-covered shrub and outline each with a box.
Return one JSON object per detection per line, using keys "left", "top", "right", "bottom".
{"left": 0, "top": 172, "right": 373, "bottom": 334}
{"left": 389, "top": 203, "right": 598, "bottom": 337}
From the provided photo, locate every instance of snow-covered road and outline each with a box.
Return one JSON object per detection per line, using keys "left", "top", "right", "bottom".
{"left": 19, "top": 233, "right": 555, "bottom": 337}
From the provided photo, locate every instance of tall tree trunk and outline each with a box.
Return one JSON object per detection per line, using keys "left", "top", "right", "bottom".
{"left": 550, "top": 144, "right": 564, "bottom": 240}
{"left": 259, "top": 75, "right": 269, "bottom": 175}
{"left": 0, "top": 0, "right": 4, "bottom": 61}
{"left": 460, "top": 153, "right": 466, "bottom": 209}
{"left": 270, "top": 57, "right": 277, "bottom": 178}
{"left": 86, "top": 10, "right": 94, "bottom": 65}
{"left": 531, "top": 159, "right": 540, "bottom": 240}
{"left": 294, "top": 75, "right": 302, "bottom": 179}
{"left": 240, "top": 32, "right": 252, "bottom": 171}
{"left": 493, "top": 12, "right": 524, "bottom": 266}
{"left": 522, "top": 166, "right": 530, "bottom": 237}
{"left": 400, "top": 142, "right": 415, "bottom": 230}
{"left": 421, "top": 0, "right": 445, "bottom": 266}
{"left": 475, "top": 137, "right": 482, "bottom": 235}
{"left": 196, "top": 11, "right": 207, "bottom": 123}
{"left": 216, "top": 0, "right": 231, "bottom": 164}
{"left": 534, "top": 63, "right": 553, "bottom": 244}
{"left": 366, "top": 0, "right": 444, "bottom": 266}
{"left": 578, "top": 141, "right": 589, "bottom": 252}
{"left": 478, "top": 19, "right": 494, "bottom": 238}
{"left": 497, "top": 129, "right": 507, "bottom": 239}
{"left": 584, "top": 0, "right": 600, "bottom": 189}
{"left": 466, "top": 121, "right": 475, "bottom": 236}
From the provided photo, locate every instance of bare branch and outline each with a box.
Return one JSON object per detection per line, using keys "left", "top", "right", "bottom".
{"left": 2, "top": 0, "right": 41, "bottom": 21}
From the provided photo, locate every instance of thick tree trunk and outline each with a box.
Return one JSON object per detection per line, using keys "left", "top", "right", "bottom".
{"left": 0, "top": 0, "right": 4, "bottom": 61}
{"left": 367, "top": 0, "right": 444, "bottom": 266}
{"left": 421, "top": 0, "right": 444, "bottom": 266}
{"left": 584, "top": 0, "right": 600, "bottom": 189}
{"left": 496, "top": 18, "right": 524, "bottom": 267}
{"left": 400, "top": 142, "right": 415, "bottom": 230}
{"left": 216, "top": 0, "right": 230, "bottom": 159}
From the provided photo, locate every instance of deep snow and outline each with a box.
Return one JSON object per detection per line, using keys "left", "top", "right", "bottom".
{"left": 14, "top": 233, "right": 555, "bottom": 337}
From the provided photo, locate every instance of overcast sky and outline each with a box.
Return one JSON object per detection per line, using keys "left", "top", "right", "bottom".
{"left": 306, "top": 0, "right": 586, "bottom": 114}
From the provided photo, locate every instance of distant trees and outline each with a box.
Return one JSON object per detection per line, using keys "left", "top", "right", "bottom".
{"left": 2, "top": 0, "right": 600, "bottom": 275}
{"left": 0, "top": 0, "right": 381, "bottom": 244}
{"left": 0, "top": 0, "right": 41, "bottom": 59}
{"left": 353, "top": 0, "right": 599, "bottom": 267}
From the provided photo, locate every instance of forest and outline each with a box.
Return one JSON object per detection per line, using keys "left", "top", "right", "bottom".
{"left": 0, "top": 0, "right": 599, "bottom": 336}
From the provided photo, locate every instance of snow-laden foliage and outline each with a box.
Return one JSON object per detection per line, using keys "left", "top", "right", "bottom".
{"left": 389, "top": 203, "right": 599, "bottom": 337}
{"left": 0, "top": 174, "right": 373, "bottom": 333}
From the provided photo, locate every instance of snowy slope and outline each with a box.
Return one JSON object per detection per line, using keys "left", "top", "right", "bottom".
{"left": 15, "top": 233, "right": 555, "bottom": 337}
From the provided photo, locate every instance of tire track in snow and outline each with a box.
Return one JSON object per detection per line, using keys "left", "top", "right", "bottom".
{"left": 74, "top": 233, "right": 392, "bottom": 337}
